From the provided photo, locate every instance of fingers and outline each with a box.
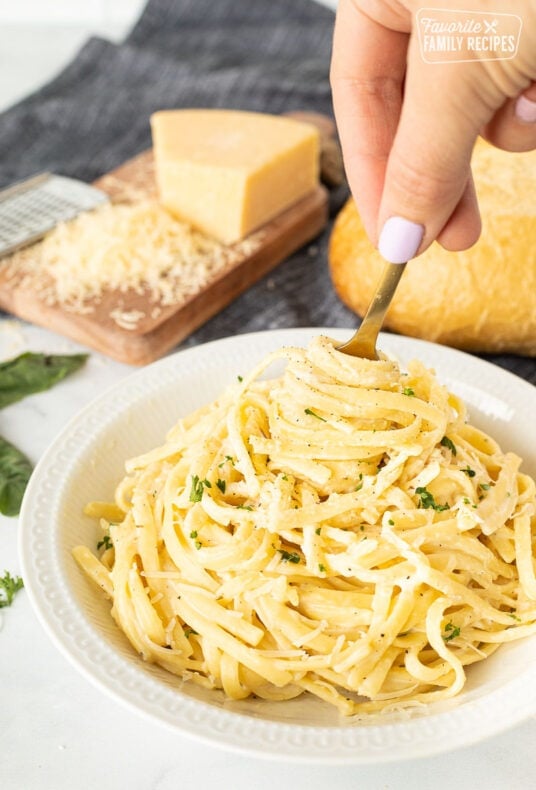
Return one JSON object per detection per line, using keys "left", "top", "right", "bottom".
{"left": 481, "top": 82, "right": 536, "bottom": 151}
{"left": 332, "top": 3, "right": 536, "bottom": 264}
{"left": 515, "top": 81, "right": 536, "bottom": 121}
{"left": 436, "top": 172, "right": 481, "bottom": 252}
{"left": 330, "top": 0, "right": 409, "bottom": 243}
{"left": 376, "top": 38, "right": 487, "bottom": 262}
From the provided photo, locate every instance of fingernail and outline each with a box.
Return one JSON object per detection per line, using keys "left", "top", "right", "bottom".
{"left": 515, "top": 95, "right": 536, "bottom": 124}
{"left": 378, "top": 217, "right": 424, "bottom": 263}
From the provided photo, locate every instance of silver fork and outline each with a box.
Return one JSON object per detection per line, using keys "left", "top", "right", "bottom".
{"left": 337, "top": 261, "right": 406, "bottom": 360}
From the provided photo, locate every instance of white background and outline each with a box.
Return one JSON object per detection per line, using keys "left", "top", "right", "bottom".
{"left": 0, "top": 0, "right": 338, "bottom": 112}
{"left": 2, "top": 1, "right": 536, "bottom": 788}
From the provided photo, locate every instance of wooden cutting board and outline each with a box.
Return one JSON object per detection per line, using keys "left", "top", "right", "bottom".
{"left": 0, "top": 113, "right": 335, "bottom": 365}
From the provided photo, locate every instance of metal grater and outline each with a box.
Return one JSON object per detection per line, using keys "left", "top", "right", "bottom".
{"left": 0, "top": 173, "right": 109, "bottom": 259}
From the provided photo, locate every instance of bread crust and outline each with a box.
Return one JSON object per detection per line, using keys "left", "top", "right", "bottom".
{"left": 329, "top": 142, "right": 536, "bottom": 356}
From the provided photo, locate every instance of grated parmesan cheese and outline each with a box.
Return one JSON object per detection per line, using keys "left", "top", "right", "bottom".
{"left": 6, "top": 201, "right": 262, "bottom": 329}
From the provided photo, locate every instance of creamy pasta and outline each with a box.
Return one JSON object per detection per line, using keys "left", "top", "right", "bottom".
{"left": 74, "top": 336, "right": 536, "bottom": 715}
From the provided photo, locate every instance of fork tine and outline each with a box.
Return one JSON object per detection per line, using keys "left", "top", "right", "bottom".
{"left": 337, "top": 261, "right": 407, "bottom": 359}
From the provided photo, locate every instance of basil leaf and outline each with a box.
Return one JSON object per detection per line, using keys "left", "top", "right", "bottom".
{"left": 0, "top": 436, "right": 33, "bottom": 517}
{"left": 0, "top": 352, "right": 88, "bottom": 410}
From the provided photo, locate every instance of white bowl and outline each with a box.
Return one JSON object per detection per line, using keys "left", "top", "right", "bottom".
{"left": 19, "top": 328, "right": 536, "bottom": 763}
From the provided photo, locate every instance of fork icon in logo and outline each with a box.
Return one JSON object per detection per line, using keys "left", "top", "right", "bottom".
{"left": 484, "top": 19, "right": 498, "bottom": 33}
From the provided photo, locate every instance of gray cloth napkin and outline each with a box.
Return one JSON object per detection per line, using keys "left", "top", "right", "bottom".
{"left": 0, "top": 0, "right": 533, "bottom": 384}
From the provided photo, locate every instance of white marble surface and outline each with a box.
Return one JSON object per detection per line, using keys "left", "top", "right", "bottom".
{"left": 1, "top": 2, "right": 536, "bottom": 786}
{"left": 1, "top": 318, "right": 536, "bottom": 789}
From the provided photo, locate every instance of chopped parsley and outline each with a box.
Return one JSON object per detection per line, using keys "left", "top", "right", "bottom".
{"left": 189, "top": 475, "right": 211, "bottom": 502}
{"left": 237, "top": 375, "right": 243, "bottom": 382}
{"left": 237, "top": 504, "right": 253, "bottom": 511}
{"left": 388, "top": 519, "right": 395, "bottom": 526}
{"left": 355, "top": 473, "right": 363, "bottom": 492}
{"left": 402, "top": 387, "right": 415, "bottom": 397}
{"left": 462, "top": 497, "right": 477, "bottom": 509}
{"left": 218, "top": 455, "right": 235, "bottom": 468}
{"left": 216, "top": 478, "right": 226, "bottom": 494}
{"left": 278, "top": 549, "right": 301, "bottom": 564}
{"left": 443, "top": 622, "right": 461, "bottom": 642}
{"left": 97, "top": 534, "right": 113, "bottom": 551}
{"left": 415, "top": 486, "right": 449, "bottom": 511}
{"left": 318, "top": 563, "right": 326, "bottom": 573}
{"left": 315, "top": 527, "right": 321, "bottom": 535}
{"left": 479, "top": 483, "right": 491, "bottom": 490}
{"left": 304, "top": 408, "right": 326, "bottom": 422}
{"left": 508, "top": 613, "right": 521, "bottom": 622}
{"left": 0, "top": 570, "right": 24, "bottom": 608}
{"left": 190, "top": 529, "right": 203, "bottom": 549}
{"left": 461, "top": 465, "right": 476, "bottom": 478}
{"left": 440, "top": 436, "right": 457, "bottom": 455}
{"left": 183, "top": 627, "right": 199, "bottom": 638}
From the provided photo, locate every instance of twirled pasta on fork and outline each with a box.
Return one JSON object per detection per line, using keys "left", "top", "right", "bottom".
{"left": 74, "top": 336, "right": 536, "bottom": 715}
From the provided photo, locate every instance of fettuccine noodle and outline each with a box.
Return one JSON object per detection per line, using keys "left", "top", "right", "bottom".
{"left": 74, "top": 336, "right": 536, "bottom": 715}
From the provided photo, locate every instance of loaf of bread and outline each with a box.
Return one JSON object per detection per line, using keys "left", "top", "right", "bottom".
{"left": 329, "top": 139, "right": 536, "bottom": 356}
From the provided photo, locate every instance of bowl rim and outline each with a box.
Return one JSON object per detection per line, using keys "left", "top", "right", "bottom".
{"left": 18, "top": 327, "right": 536, "bottom": 764}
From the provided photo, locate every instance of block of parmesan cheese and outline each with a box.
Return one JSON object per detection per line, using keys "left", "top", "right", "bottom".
{"left": 151, "top": 109, "right": 319, "bottom": 244}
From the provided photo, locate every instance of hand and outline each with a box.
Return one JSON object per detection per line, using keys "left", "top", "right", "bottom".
{"left": 330, "top": 0, "right": 536, "bottom": 262}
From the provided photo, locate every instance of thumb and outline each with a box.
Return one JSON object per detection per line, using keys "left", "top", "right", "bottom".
{"left": 377, "top": 39, "right": 486, "bottom": 263}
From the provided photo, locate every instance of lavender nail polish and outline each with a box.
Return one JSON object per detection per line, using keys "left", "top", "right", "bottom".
{"left": 515, "top": 95, "right": 536, "bottom": 124}
{"left": 378, "top": 216, "right": 424, "bottom": 264}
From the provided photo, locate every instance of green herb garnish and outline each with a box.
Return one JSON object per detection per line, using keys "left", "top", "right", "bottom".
{"left": 315, "top": 527, "right": 321, "bottom": 535}
{"left": 461, "top": 466, "right": 476, "bottom": 478}
{"left": 189, "top": 530, "right": 198, "bottom": 539}
{"left": 479, "top": 483, "right": 491, "bottom": 490}
{"left": 443, "top": 622, "right": 461, "bottom": 642}
{"left": 237, "top": 504, "right": 253, "bottom": 511}
{"left": 440, "top": 436, "right": 457, "bottom": 455}
{"left": 0, "top": 570, "right": 24, "bottom": 608}
{"left": 278, "top": 550, "right": 301, "bottom": 564}
{"left": 304, "top": 408, "right": 326, "bottom": 422}
{"left": 415, "top": 486, "right": 449, "bottom": 511}
{"left": 318, "top": 563, "right": 326, "bottom": 573}
{"left": 402, "top": 387, "right": 415, "bottom": 397}
{"left": 218, "top": 455, "right": 235, "bottom": 468}
{"left": 183, "top": 627, "right": 199, "bottom": 638}
{"left": 97, "top": 534, "right": 112, "bottom": 551}
{"left": 237, "top": 375, "right": 243, "bottom": 383}
{"left": 216, "top": 478, "right": 226, "bottom": 494}
{"left": 189, "top": 475, "right": 211, "bottom": 502}
{"left": 388, "top": 519, "right": 395, "bottom": 526}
